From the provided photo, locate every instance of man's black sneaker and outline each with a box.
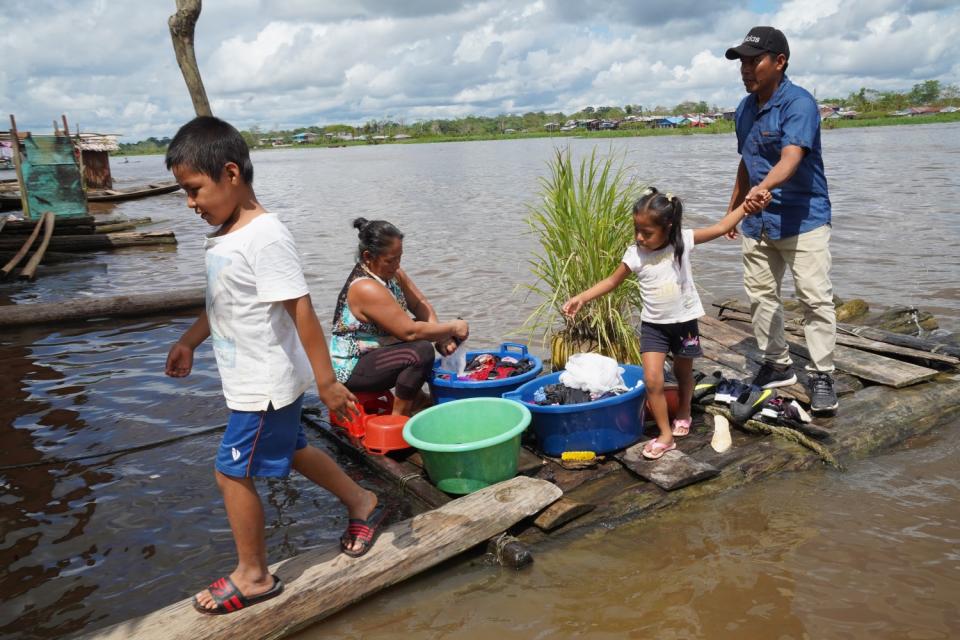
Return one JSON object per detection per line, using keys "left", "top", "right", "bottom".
{"left": 751, "top": 362, "right": 798, "bottom": 389}
{"left": 808, "top": 372, "right": 839, "bottom": 413}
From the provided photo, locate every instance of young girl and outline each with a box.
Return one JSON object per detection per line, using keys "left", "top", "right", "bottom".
{"left": 562, "top": 187, "right": 770, "bottom": 460}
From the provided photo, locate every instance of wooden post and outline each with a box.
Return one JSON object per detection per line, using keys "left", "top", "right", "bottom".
{"left": 168, "top": 0, "right": 213, "bottom": 116}
{"left": 0, "top": 210, "right": 45, "bottom": 278}
{"left": 19, "top": 211, "right": 55, "bottom": 280}
{"left": 9, "top": 114, "right": 30, "bottom": 217}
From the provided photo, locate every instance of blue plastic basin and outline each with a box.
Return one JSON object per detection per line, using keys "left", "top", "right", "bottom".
{"left": 429, "top": 342, "right": 543, "bottom": 404}
{"left": 501, "top": 364, "right": 646, "bottom": 456}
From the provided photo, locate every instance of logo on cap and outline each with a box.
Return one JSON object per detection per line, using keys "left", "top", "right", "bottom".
{"left": 745, "top": 35, "right": 760, "bottom": 43}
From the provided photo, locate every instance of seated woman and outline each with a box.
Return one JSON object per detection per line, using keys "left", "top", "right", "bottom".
{"left": 330, "top": 217, "right": 469, "bottom": 416}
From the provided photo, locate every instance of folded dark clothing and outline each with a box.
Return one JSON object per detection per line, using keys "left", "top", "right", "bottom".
{"left": 534, "top": 383, "right": 592, "bottom": 405}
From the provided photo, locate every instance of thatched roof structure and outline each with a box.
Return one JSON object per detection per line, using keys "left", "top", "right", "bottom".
{"left": 76, "top": 133, "right": 119, "bottom": 152}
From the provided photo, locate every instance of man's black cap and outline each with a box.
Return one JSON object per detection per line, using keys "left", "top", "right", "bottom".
{"left": 725, "top": 26, "right": 790, "bottom": 60}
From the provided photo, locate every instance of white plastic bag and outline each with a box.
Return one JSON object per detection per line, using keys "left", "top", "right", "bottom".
{"left": 439, "top": 341, "right": 468, "bottom": 377}
{"left": 559, "top": 353, "right": 626, "bottom": 395}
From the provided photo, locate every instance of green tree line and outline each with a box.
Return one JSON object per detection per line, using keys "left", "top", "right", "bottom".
{"left": 116, "top": 79, "right": 958, "bottom": 153}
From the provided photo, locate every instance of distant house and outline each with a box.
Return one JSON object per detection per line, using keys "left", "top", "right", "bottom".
{"left": 393, "top": 133, "right": 412, "bottom": 139}
{"left": 543, "top": 122, "right": 560, "bottom": 130}
{"left": 941, "top": 106, "right": 959, "bottom": 113}
{"left": 653, "top": 116, "right": 684, "bottom": 128}
{"left": 292, "top": 132, "right": 320, "bottom": 144}
{"left": 598, "top": 120, "right": 618, "bottom": 130}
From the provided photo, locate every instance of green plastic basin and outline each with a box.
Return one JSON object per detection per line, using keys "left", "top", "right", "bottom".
{"left": 402, "top": 397, "right": 531, "bottom": 494}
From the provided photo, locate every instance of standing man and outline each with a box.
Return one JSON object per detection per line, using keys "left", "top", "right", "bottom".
{"left": 724, "top": 26, "right": 838, "bottom": 413}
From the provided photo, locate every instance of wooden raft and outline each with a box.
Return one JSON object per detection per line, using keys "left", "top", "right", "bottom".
{"left": 82, "top": 476, "right": 561, "bottom": 640}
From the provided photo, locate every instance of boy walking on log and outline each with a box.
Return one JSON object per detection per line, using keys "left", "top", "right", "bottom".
{"left": 164, "top": 116, "right": 387, "bottom": 615}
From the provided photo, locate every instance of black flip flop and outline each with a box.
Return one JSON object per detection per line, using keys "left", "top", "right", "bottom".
{"left": 340, "top": 504, "right": 389, "bottom": 558}
{"left": 193, "top": 574, "right": 283, "bottom": 615}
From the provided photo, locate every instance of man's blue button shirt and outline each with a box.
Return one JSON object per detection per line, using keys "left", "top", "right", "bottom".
{"left": 735, "top": 75, "right": 832, "bottom": 240}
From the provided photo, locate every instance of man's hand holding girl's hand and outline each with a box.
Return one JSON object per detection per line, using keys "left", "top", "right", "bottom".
{"left": 743, "top": 187, "right": 773, "bottom": 214}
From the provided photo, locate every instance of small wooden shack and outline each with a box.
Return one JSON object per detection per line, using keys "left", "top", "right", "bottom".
{"left": 77, "top": 133, "right": 120, "bottom": 189}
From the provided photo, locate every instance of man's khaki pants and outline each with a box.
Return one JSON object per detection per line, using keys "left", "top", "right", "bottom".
{"left": 741, "top": 224, "right": 835, "bottom": 373}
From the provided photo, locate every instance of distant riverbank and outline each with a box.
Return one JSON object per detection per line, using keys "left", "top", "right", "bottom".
{"left": 114, "top": 111, "right": 960, "bottom": 156}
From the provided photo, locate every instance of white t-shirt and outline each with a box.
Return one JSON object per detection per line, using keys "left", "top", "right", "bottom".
{"left": 621, "top": 228, "right": 704, "bottom": 324}
{"left": 204, "top": 213, "right": 313, "bottom": 411}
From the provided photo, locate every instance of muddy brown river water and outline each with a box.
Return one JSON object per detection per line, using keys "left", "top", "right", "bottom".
{"left": 1, "top": 123, "right": 958, "bottom": 638}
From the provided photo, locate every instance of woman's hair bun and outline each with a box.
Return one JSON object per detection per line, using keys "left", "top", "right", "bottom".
{"left": 352, "top": 217, "right": 369, "bottom": 231}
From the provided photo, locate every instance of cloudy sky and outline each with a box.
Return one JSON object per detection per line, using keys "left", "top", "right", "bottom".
{"left": 3, "top": 0, "right": 958, "bottom": 141}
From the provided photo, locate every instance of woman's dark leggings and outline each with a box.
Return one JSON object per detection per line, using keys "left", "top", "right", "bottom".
{"left": 345, "top": 340, "right": 435, "bottom": 400}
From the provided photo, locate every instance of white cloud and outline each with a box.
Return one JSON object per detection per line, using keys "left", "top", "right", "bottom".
{"left": 2, "top": 0, "right": 958, "bottom": 140}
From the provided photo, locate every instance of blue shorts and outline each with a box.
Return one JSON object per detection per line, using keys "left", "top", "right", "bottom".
{"left": 641, "top": 319, "right": 704, "bottom": 358}
{"left": 215, "top": 395, "right": 307, "bottom": 478}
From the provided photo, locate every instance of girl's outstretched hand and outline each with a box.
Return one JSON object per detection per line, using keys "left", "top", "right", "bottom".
{"left": 562, "top": 296, "right": 584, "bottom": 317}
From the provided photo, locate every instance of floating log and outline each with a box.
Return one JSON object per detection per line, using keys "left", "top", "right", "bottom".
{"left": 0, "top": 288, "right": 205, "bottom": 328}
{"left": 18, "top": 211, "right": 55, "bottom": 280}
{"left": 0, "top": 250, "right": 95, "bottom": 265}
{"left": 2, "top": 215, "right": 97, "bottom": 233}
{"left": 81, "top": 476, "right": 562, "bottom": 640}
{"left": 0, "top": 230, "right": 176, "bottom": 252}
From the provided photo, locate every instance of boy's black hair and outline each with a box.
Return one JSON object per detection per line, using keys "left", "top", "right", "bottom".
{"left": 353, "top": 217, "right": 404, "bottom": 260}
{"left": 632, "top": 187, "right": 685, "bottom": 265}
{"left": 165, "top": 115, "right": 254, "bottom": 184}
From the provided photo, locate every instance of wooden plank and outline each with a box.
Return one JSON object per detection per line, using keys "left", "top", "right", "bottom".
{"left": 719, "top": 308, "right": 959, "bottom": 369}
{"left": 18, "top": 210, "right": 55, "bottom": 280}
{"left": 615, "top": 442, "right": 719, "bottom": 491}
{"left": 0, "top": 288, "right": 205, "bottom": 328}
{"left": 532, "top": 496, "right": 595, "bottom": 531}
{"left": 81, "top": 476, "right": 562, "bottom": 640}
{"left": 782, "top": 334, "right": 937, "bottom": 388}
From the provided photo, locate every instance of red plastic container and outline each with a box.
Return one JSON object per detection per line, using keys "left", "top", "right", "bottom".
{"left": 363, "top": 415, "right": 411, "bottom": 455}
{"left": 644, "top": 384, "right": 679, "bottom": 421}
{"left": 331, "top": 390, "right": 394, "bottom": 438}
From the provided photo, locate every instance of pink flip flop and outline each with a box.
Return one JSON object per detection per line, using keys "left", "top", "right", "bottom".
{"left": 642, "top": 440, "right": 677, "bottom": 460}
{"left": 671, "top": 417, "right": 692, "bottom": 437}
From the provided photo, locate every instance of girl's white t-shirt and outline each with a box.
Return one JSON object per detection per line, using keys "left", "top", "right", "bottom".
{"left": 204, "top": 213, "right": 313, "bottom": 411}
{"left": 621, "top": 228, "right": 704, "bottom": 324}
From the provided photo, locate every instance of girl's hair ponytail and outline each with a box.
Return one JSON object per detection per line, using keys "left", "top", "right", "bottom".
{"left": 632, "top": 187, "right": 685, "bottom": 265}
